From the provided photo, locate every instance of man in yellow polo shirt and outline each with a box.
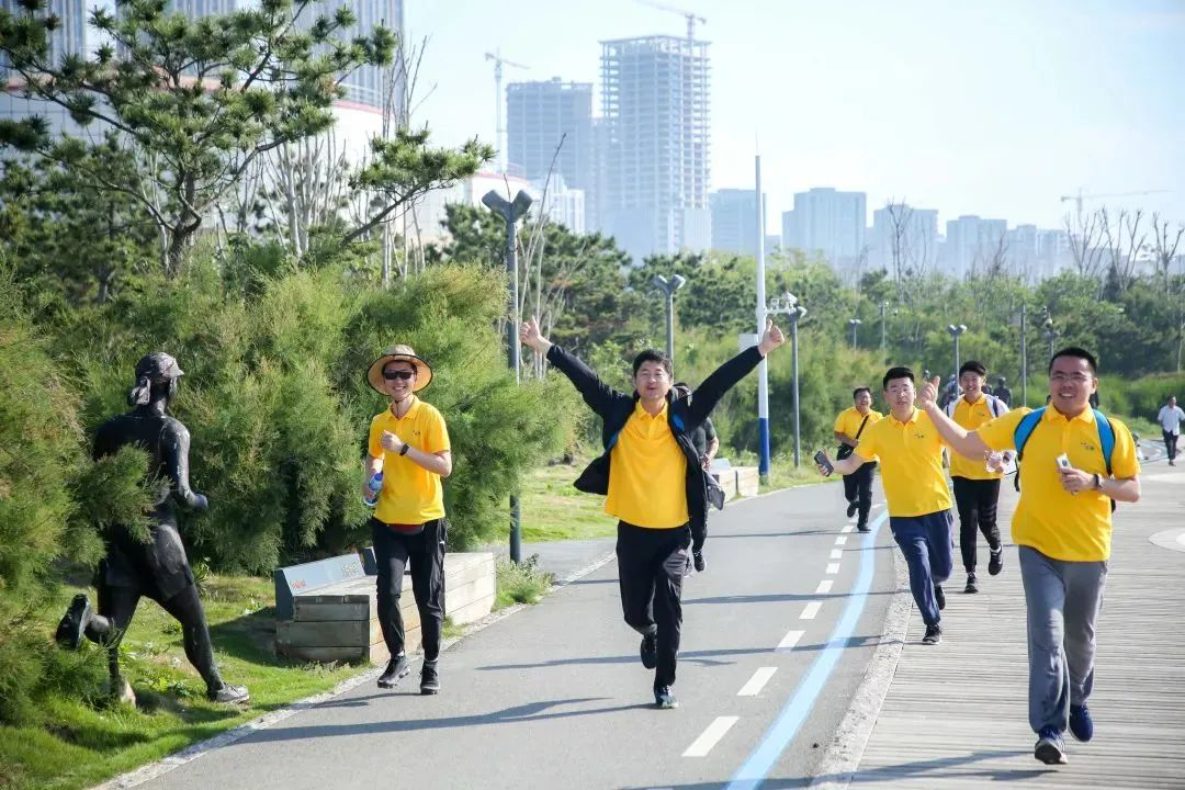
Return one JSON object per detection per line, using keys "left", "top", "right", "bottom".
{"left": 920, "top": 347, "right": 1140, "bottom": 766}
{"left": 820, "top": 366, "right": 953, "bottom": 646}
{"left": 363, "top": 344, "right": 453, "bottom": 695}
{"left": 833, "top": 386, "right": 883, "bottom": 532}
{"left": 521, "top": 316, "right": 785, "bottom": 709}
{"left": 946, "top": 360, "right": 1011, "bottom": 594}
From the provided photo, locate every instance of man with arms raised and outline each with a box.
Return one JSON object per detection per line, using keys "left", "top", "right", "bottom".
{"left": 521, "top": 317, "right": 785, "bottom": 709}
{"left": 819, "top": 367, "right": 953, "bottom": 645}
{"left": 919, "top": 347, "right": 1140, "bottom": 765}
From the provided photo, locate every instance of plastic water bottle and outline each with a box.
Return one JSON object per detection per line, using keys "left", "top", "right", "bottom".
{"left": 362, "top": 472, "right": 383, "bottom": 508}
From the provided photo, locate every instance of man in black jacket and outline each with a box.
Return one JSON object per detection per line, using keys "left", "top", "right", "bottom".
{"left": 520, "top": 317, "right": 785, "bottom": 709}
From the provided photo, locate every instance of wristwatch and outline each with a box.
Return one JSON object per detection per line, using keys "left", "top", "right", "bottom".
{"left": 1092, "top": 473, "right": 1102, "bottom": 490}
{"left": 399, "top": 443, "right": 411, "bottom": 456}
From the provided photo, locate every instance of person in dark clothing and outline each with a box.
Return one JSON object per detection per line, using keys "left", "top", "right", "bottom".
{"left": 521, "top": 317, "right": 785, "bottom": 709}
{"left": 833, "top": 387, "right": 883, "bottom": 532}
{"left": 54, "top": 353, "right": 248, "bottom": 705}
{"left": 674, "top": 382, "right": 721, "bottom": 572}
{"left": 995, "top": 376, "right": 1013, "bottom": 408}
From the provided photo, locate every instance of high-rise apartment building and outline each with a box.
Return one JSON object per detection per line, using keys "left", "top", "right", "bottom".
{"left": 709, "top": 189, "right": 762, "bottom": 255}
{"left": 599, "top": 35, "right": 710, "bottom": 262}
{"left": 869, "top": 204, "right": 939, "bottom": 274}
{"left": 506, "top": 78, "right": 595, "bottom": 230}
{"left": 944, "top": 215, "right": 1007, "bottom": 278}
{"left": 781, "top": 187, "right": 866, "bottom": 267}
{"left": 294, "top": 0, "right": 403, "bottom": 112}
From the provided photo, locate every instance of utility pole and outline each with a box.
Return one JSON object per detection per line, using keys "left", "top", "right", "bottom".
{"left": 848, "top": 318, "right": 862, "bottom": 348}
{"left": 948, "top": 324, "right": 967, "bottom": 384}
{"left": 879, "top": 301, "right": 889, "bottom": 363}
{"left": 769, "top": 292, "right": 807, "bottom": 467}
{"left": 653, "top": 275, "right": 688, "bottom": 364}
{"left": 754, "top": 154, "right": 770, "bottom": 483}
{"left": 1020, "top": 303, "right": 1028, "bottom": 407}
{"left": 482, "top": 188, "right": 533, "bottom": 563}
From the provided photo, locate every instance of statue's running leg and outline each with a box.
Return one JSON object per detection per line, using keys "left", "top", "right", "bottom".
{"left": 159, "top": 584, "right": 249, "bottom": 704}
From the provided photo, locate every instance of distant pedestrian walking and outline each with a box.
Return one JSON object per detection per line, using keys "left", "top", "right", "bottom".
{"left": 995, "top": 376, "right": 1013, "bottom": 408}
{"left": 922, "top": 347, "right": 1141, "bottom": 766}
{"left": 522, "top": 317, "right": 785, "bottom": 709}
{"left": 1157, "top": 395, "right": 1184, "bottom": 465}
{"left": 833, "top": 387, "right": 883, "bottom": 532}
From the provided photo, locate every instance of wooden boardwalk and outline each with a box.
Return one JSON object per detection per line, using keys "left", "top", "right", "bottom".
{"left": 852, "top": 463, "right": 1185, "bottom": 789}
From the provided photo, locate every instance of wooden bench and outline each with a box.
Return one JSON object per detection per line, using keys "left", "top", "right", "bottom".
{"left": 274, "top": 551, "right": 496, "bottom": 665}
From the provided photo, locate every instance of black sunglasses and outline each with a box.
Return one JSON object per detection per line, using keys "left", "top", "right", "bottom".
{"left": 383, "top": 369, "right": 415, "bottom": 381}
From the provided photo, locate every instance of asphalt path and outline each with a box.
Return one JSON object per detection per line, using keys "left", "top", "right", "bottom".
{"left": 136, "top": 480, "right": 897, "bottom": 790}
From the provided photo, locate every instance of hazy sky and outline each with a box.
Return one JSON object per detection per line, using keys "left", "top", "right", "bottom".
{"left": 405, "top": 0, "right": 1185, "bottom": 231}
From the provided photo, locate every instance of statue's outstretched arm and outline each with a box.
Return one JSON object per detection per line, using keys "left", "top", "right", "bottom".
{"left": 164, "top": 422, "right": 208, "bottom": 512}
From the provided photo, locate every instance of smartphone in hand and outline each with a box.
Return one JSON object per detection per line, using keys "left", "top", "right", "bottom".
{"left": 814, "top": 450, "right": 834, "bottom": 475}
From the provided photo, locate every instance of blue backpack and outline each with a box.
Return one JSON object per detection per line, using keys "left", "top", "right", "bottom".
{"left": 1013, "top": 406, "right": 1117, "bottom": 507}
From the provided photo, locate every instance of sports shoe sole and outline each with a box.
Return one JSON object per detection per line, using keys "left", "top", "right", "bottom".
{"left": 1034, "top": 739, "right": 1067, "bottom": 765}
{"left": 377, "top": 664, "right": 411, "bottom": 689}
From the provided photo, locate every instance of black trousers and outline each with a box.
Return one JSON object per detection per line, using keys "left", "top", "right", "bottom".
{"left": 842, "top": 461, "right": 876, "bottom": 524}
{"left": 371, "top": 518, "right": 447, "bottom": 663}
{"left": 952, "top": 477, "right": 1002, "bottom": 572}
{"left": 86, "top": 582, "right": 224, "bottom": 692}
{"left": 1164, "top": 430, "right": 1179, "bottom": 462}
{"left": 616, "top": 522, "right": 691, "bottom": 690}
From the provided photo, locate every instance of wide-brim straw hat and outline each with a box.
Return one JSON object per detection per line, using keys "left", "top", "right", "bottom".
{"left": 366, "top": 344, "right": 433, "bottom": 394}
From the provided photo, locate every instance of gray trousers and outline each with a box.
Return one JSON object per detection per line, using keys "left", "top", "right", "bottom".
{"left": 1018, "top": 546, "right": 1108, "bottom": 735}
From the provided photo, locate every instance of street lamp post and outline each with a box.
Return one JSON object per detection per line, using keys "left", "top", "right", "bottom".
{"left": 848, "top": 318, "right": 862, "bottom": 348}
{"left": 769, "top": 292, "right": 807, "bottom": 467}
{"left": 1042, "top": 317, "right": 1058, "bottom": 362}
{"left": 879, "top": 302, "right": 889, "bottom": 363}
{"left": 947, "top": 324, "right": 967, "bottom": 384}
{"left": 481, "top": 188, "right": 533, "bottom": 564}
{"left": 652, "top": 274, "right": 688, "bottom": 364}
{"left": 1020, "top": 303, "right": 1028, "bottom": 407}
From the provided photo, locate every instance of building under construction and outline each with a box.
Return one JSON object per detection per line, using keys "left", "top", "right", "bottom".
{"left": 599, "top": 34, "right": 711, "bottom": 263}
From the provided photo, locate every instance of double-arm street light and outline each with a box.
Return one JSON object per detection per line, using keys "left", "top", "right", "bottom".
{"left": 482, "top": 188, "right": 533, "bottom": 564}
{"left": 652, "top": 274, "right": 688, "bottom": 364}
{"left": 1042, "top": 316, "right": 1059, "bottom": 362}
{"left": 769, "top": 292, "right": 808, "bottom": 466}
{"left": 848, "top": 318, "right": 862, "bottom": 348}
{"left": 947, "top": 324, "right": 968, "bottom": 384}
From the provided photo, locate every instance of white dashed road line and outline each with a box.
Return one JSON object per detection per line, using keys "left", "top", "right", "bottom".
{"left": 835, "top": 536, "right": 848, "bottom": 546}
{"left": 737, "top": 667, "right": 778, "bottom": 697}
{"left": 840, "top": 524, "right": 854, "bottom": 534}
{"left": 776, "top": 629, "right": 804, "bottom": 652}
{"left": 683, "top": 716, "right": 740, "bottom": 757}
{"left": 815, "top": 579, "right": 833, "bottom": 594}
{"left": 800, "top": 601, "right": 822, "bottom": 620}
{"left": 826, "top": 563, "right": 840, "bottom": 574}
{"left": 830, "top": 549, "right": 843, "bottom": 560}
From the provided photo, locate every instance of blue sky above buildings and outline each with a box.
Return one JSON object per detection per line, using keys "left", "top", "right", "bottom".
{"left": 406, "top": 0, "right": 1184, "bottom": 230}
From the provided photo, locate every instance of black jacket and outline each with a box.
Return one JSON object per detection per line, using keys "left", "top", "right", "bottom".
{"left": 546, "top": 344, "right": 765, "bottom": 532}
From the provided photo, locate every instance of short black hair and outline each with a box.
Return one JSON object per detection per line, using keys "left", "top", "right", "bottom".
{"left": 959, "top": 360, "right": 986, "bottom": 378}
{"left": 882, "top": 366, "right": 915, "bottom": 390}
{"left": 852, "top": 386, "right": 871, "bottom": 399}
{"left": 633, "top": 349, "right": 673, "bottom": 378}
{"left": 1049, "top": 346, "right": 1098, "bottom": 375}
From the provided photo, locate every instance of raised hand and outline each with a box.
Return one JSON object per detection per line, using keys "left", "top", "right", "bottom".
{"left": 519, "top": 316, "right": 552, "bottom": 353}
{"left": 380, "top": 430, "right": 405, "bottom": 454}
{"left": 919, "top": 375, "right": 941, "bottom": 409}
{"left": 757, "top": 318, "right": 786, "bottom": 356}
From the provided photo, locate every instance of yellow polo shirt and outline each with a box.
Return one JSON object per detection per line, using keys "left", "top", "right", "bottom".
{"left": 368, "top": 397, "right": 450, "bottom": 525}
{"left": 978, "top": 407, "right": 1139, "bottom": 562}
{"left": 606, "top": 401, "right": 689, "bottom": 528}
{"left": 854, "top": 409, "right": 951, "bottom": 517}
{"left": 834, "top": 407, "right": 883, "bottom": 444}
{"left": 949, "top": 395, "right": 1004, "bottom": 481}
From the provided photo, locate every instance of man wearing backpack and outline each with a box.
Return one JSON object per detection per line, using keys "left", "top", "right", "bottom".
{"left": 945, "top": 361, "right": 1011, "bottom": 594}
{"left": 919, "top": 347, "right": 1141, "bottom": 767}
{"left": 833, "top": 387, "right": 883, "bottom": 532}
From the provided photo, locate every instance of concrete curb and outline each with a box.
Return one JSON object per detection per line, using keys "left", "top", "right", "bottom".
{"left": 808, "top": 537, "right": 912, "bottom": 790}
{"left": 90, "top": 550, "right": 619, "bottom": 790}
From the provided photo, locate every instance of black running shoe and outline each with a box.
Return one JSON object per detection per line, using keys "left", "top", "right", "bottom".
{"left": 922, "top": 624, "right": 942, "bottom": 645}
{"left": 856, "top": 520, "right": 870, "bottom": 533}
{"left": 964, "top": 573, "right": 979, "bottom": 594}
{"left": 693, "top": 551, "right": 705, "bottom": 572}
{"left": 654, "top": 686, "right": 678, "bottom": 709}
{"left": 420, "top": 661, "right": 440, "bottom": 695}
{"left": 640, "top": 632, "right": 658, "bottom": 669}
{"left": 989, "top": 548, "right": 1004, "bottom": 576}
{"left": 378, "top": 654, "right": 410, "bottom": 689}
{"left": 934, "top": 584, "right": 946, "bottom": 610}
{"left": 846, "top": 501, "right": 858, "bottom": 518}
{"left": 208, "top": 684, "right": 250, "bottom": 704}
{"left": 55, "top": 594, "right": 92, "bottom": 650}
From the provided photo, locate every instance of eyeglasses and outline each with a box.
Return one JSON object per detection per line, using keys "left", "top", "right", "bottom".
{"left": 1050, "top": 373, "right": 1091, "bottom": 384}
{"left": 383, "top": 370, "right": 415, "bottom": 381}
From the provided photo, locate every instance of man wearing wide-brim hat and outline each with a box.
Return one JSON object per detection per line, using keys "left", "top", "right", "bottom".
{"left": 363, "top": 344, "right": 452, "bottom": 695}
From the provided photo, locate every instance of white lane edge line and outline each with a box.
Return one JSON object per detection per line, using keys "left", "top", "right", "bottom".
{"left": 815, "top": 580, "right": 834, "bottom": 594}
{"left": 835, "top": 536, "right": 848, "bottom": 546}
{"left": 683, "top": 716, "right": 741, "bottom": 757}
{"left": 738, "top": 667, "right": 778, "bottom": 697}
{"left": 800, "top": 601, "right": 822, "bottom": 620}
{"left": 776, "top": 629, "right": 804, "bottom": 652}
{"left": 830, "top": 549, "right": 843, "bottom": 559}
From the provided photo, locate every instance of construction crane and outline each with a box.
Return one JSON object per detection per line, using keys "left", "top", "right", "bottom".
{"left": 635, "top": 0, "right": 706, "bottom": 40}
{"left": 1059, "top": 188, "right": 1170, "bottom": 216}
{"left": 484, "top": 50, "right": 529, "bottom": 172}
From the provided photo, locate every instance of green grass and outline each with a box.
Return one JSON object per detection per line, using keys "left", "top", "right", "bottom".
{"left": 494, "top": 556, "right": 555, "bottom": 609}
{"left": 0, "top": 576, "right": 363, "bottom": 790}
{"left": 518, "top": 461, "right": 617, "bottom": 542}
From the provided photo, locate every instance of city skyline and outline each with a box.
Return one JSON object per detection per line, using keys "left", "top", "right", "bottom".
{"left": 406, "top": 0, "right": 1184, "bottom": 231}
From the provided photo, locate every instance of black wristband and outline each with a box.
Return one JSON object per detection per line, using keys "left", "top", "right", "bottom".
{"left": 399, "top": 443, "right": 410, "bottom": 456}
